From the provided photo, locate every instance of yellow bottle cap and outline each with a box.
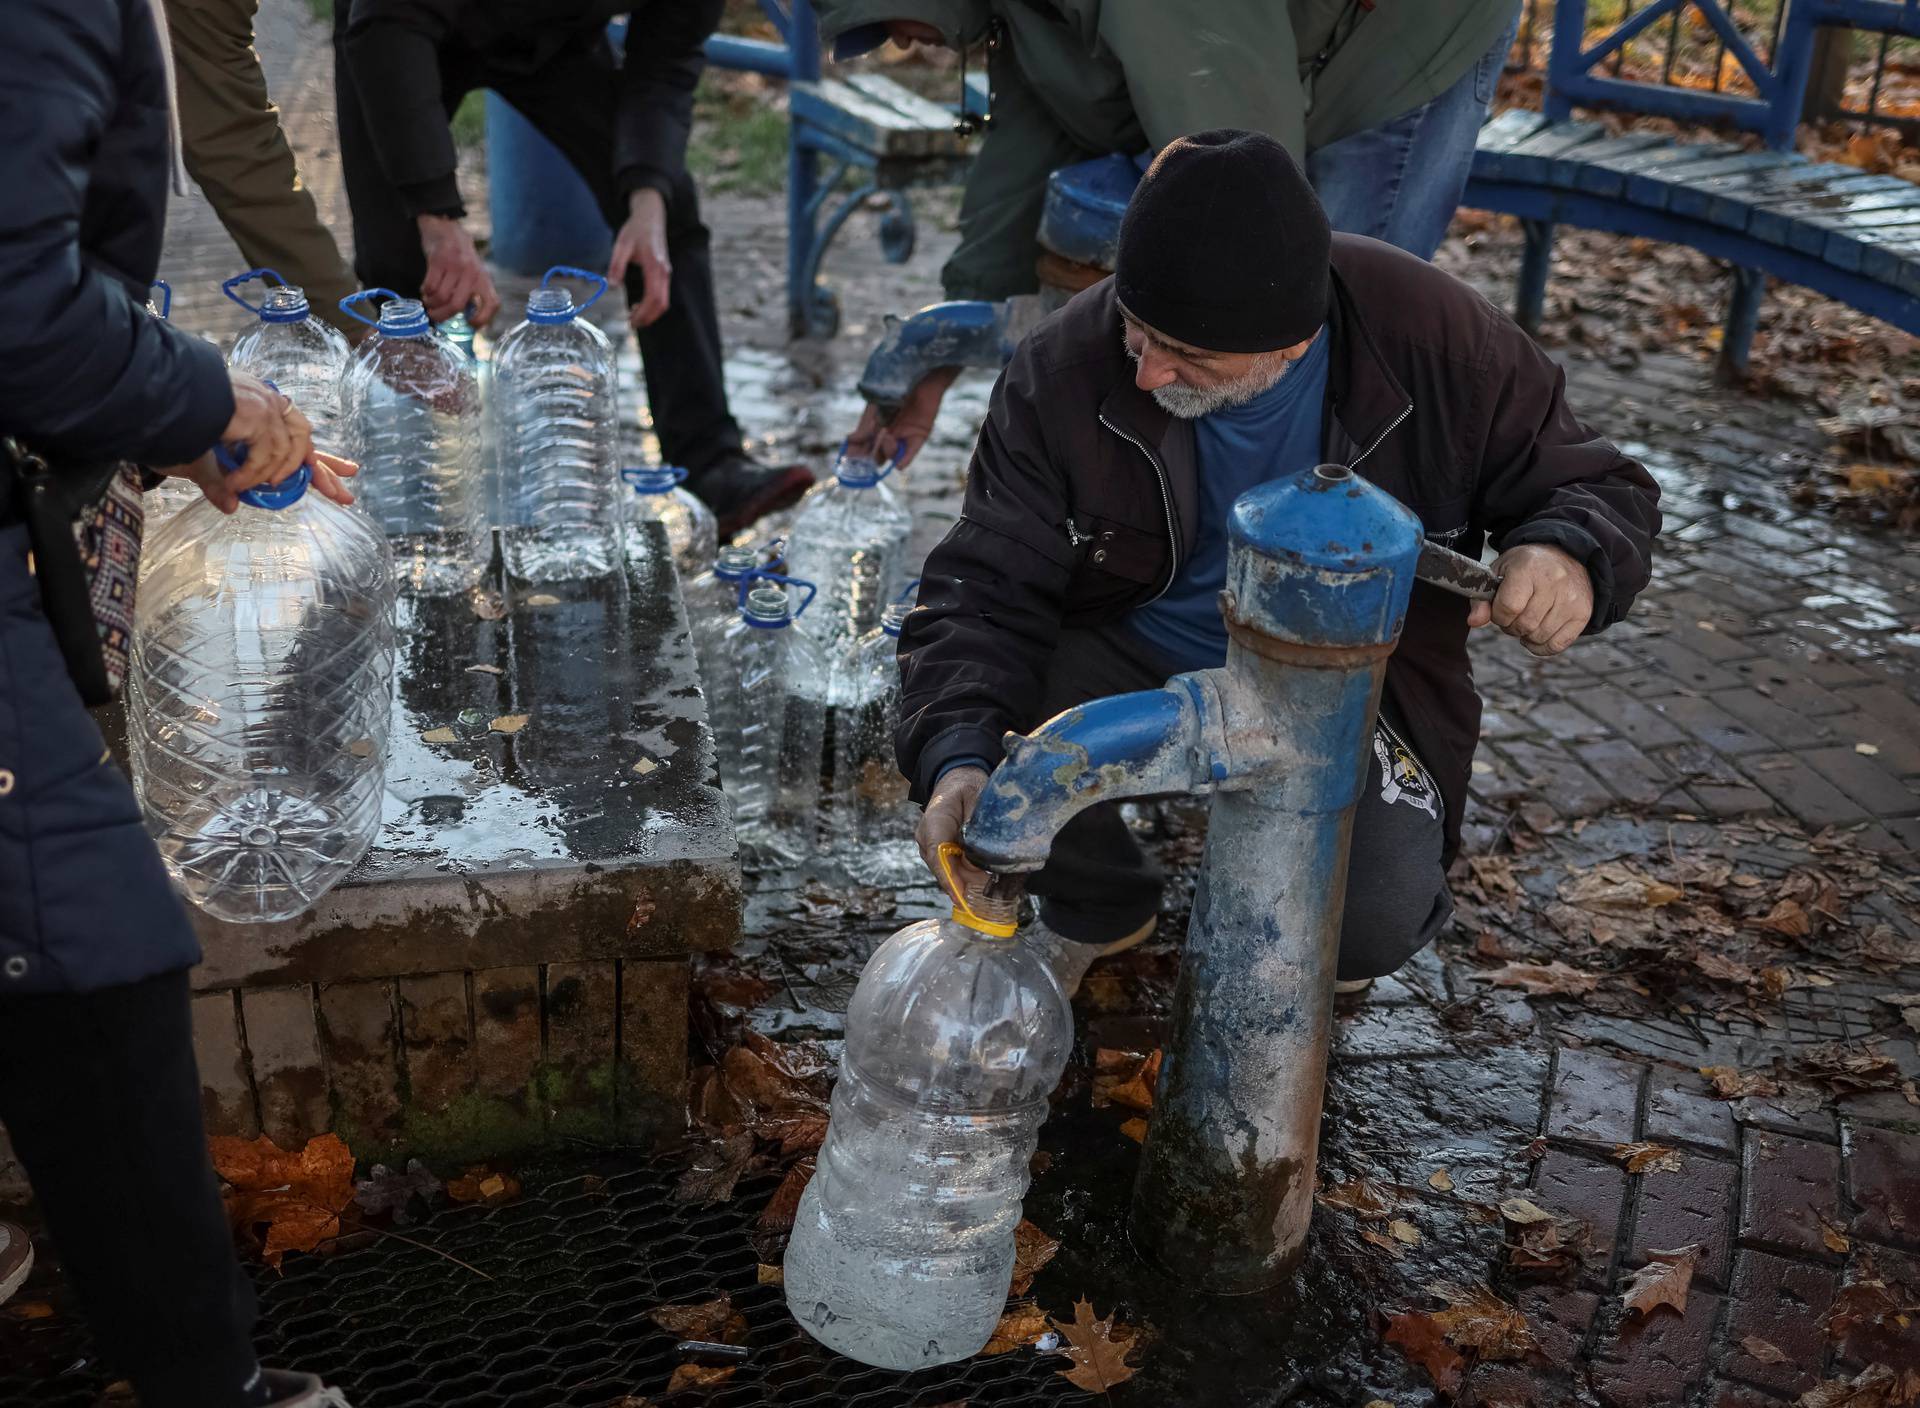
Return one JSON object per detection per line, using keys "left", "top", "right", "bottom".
{"left": 936, "top": 841, "right": 1018, "bottom": 938}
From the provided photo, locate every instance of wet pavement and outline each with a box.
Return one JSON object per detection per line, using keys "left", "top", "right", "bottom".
{"left": 3, "top": 1, "right": 1917, "bottom": 1402}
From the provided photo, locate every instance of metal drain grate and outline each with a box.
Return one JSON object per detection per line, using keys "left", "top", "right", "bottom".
{"left": 1, "top": 1155, "right": 1090, "bottom": 1407}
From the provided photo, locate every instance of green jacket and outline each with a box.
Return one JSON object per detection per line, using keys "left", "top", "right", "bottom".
{"left": 812, "top": 0, "right": 1516, "bottom": 300}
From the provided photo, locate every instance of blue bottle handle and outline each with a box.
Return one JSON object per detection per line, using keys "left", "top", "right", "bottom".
{"left": 894, "top": 577, "right": 921, "bottom": 602}
{"left": 832, "top": 439, "right": 905, "bottom": 488}
{"left": 541, "top": 265, "right": 609, "bottom": 313}
{"left": 740, "top": 569, "right": 817, "bottom": 618}
{"left": 621, "top": 465, "right": 690, "bottom": 491}
{"left": 148, "top": 280, "right": 171, "bottom": 320}
{"left": 221, "top": 268, "right": 288, "bottom": 315}
{"left": 338, "top": 288, "right": 400, "bottom": 328}
{"left": 213, "top": 379, "right": 312, "bottom": 510}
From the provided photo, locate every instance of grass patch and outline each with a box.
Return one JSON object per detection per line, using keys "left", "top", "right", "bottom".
{"left": 306, "top": 0, "right": 331, "bottom": 22}
{"left": 451, "top": 90, "right": 487, "bottom": 150}
{"left": 688, "top": 74, "right": 789, "bottom": 195}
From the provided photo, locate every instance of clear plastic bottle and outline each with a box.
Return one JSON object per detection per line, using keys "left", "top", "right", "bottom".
{"left": 128, "top": 450, "right": 397, "bottom": 924}
{"left": 622, "top": 465, "right": 717, "bottom": 582}
{"left": 712, "top": 578, "right": 827, "bottom": 866}
{"left": 223, "top": 268, "right": 351, "bottom": 455}
{"left": 784, "top": 851, "right": 1072, "bottom": 1368}
{"left": 784, "top": 448, "right": 913, "bottom": 685}
{"left": 828, "top": 601, "right": 920, "bottom": 887}
{"left": 492, "top": 267, "right": 621, "bottom": 582}
{"left": 686, "top": 542, "right": 763, "bottom": 716}
{"left": 339, "top": 290, "right": 486, "bottom": 595}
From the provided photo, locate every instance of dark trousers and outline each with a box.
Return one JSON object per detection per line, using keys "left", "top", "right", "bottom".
{"left": 332, "top": 12, "right": 746, "bottom": 475}
{"left": 0, "top": 970, "right": 261, "bottom": 1407}
{"left": 1027, "top": 623, "right": 1454, "bottom": 982}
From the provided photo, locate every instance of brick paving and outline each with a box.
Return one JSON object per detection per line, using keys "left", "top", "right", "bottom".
{"left": 11, "top": 2, "right": 1915, "bottom": 1402}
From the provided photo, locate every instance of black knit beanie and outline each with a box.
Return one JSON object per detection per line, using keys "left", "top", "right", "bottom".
{"left": 1113, "top": 130, "right": 1331, "bottom": 353}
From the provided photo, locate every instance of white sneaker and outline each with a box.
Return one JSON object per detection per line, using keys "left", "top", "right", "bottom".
{"left": 1026, "top": 914, "right": 1157, "bottom": 998}
{"left": 0, "top": 1221, "right": 31, "bottom": 1306}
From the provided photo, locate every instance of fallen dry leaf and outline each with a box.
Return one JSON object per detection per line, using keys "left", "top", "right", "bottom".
{"left": 752, "top": 1157, "right": 815, "bottom": 1261}
{"left": 1048, "top": 1298, "right": 1140, "bottom": 1393}
{"left": 488, "top": 713, "right": 530, "bottom": 735}
{"left": 1431, "top": 1282, "right": 1536, "bottom": 1360}
{"left": 1694, "top": 951, "right": 1758, "bottom": 985}
{"left": 445, "top": 1167, "right": 521, "bottom": 1206}
{"left": 1506, "top": 1207, "right": 1593, "bottom": 1274}
{"left": 466, "top": 663, "right": 503, "bottom": 675}
{"left": 210, "top": 1132, "right": 357, "bottom": 1270}
{"left": 4, "top": 1302, "right": 54, "bottom": 1321}
{"left": 982, "top": 1303, "right": 1051, "bottom": 1356}
{"left": 1389, "top": 1219, "right": 1422, "bottom": 1245}
{"left": 1560, "top": 863, "right": 1683, "bottom": 911}
{"left": 1474, "top": 960, "right": 1602, "bottom": 997}
{"left": 1360, "top": 1225, "right": 1408, "bottom": 1259}
{"left": 1118, "top": 1117, "right": 1148, "bottom": 1144}
{"left": 1319, "top": 1177, "right": 1400, "bottom": 1219}
{"left": 347, "top": 738, "right": 374, "bottom": 758}
{"left": 665, "top": 1364, "right": 736, "bottom": 1392}
{"left": 1429, "top": 1168, "right": 1455, "bottom": 1193}
{"left": 1009, "top": 1219, "right": 1059, "bottom": 1297}
{"left": 421, "top": 726, "right": 457, "bottom": 744}
{"left": 675, "top": 1131, "right": 757, "bottom": 1205}
{"left": 1855, "top": 742, "right": 1881, "bottom": 757}
{"left": 1612, "top": 1142, "right": 1684, "bottom": 1175}
{"left": 1385, "top": 1309, "right": 1466, "bottom": 1394}
{"left": 1752, "top": 897, "right": 1813, "bottom": 939}
{"left": 523, "top": 593, "right": 562, "bottom": 607}
{"left": 1622, "top": 1244, "right": 1701, "bottom": 1319}
{"left": 756, "top": 1263, "right": 783, "bottom": 1286}
{"left": 1701, "top": 1065, "right": 1782, "bottom": 1099}
{"left": 632, "top": 757, "right": 658, "bottom": 776}
{"left": 1091, "top": 1048, "right": 1162, "bottom": 1112}
{"left": 353, "top": 1160, "right": 443, "bottom": 1222}
{"left": 1795, "top": 1363, "right": 1920, "bottom": 1408}
{"left": 1742, "top": 1335, "right": 1791, "bottom": 1364}
{"left": 1499, "top": 1197, "right": 1554, "bottom": 1225}
{"left": 1819, "top": 1212, "right": 1853, "bottom": 1255}
{"left": 648, "top": 1294, "right": 747, "bottom": 1344}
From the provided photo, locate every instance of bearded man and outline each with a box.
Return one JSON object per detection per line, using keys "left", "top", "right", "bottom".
{"left": 901, "top": 130, "right": 1661, "bottom": 994}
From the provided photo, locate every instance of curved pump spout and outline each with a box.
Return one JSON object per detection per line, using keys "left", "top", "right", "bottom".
{"left": 963, "top": 678, "right": 1215, "bottom": 874}
{"left": 856, "top": 297, "right": 1040, "bottom": 415}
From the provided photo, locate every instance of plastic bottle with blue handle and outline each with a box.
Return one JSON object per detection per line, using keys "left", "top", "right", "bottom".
{"left": 827, "top": 580, "right": 921, "bottom": 886}
{"left": 224, "top": 268, "right": 351, "bottom": 455}
{"left": 784, "top": 444, "right": 914, "bottom": 698}
{"left": 491, "top": 266, "right": 622, "bottom": 581}
{"left": 338, "top": 290, "right": 486, "bottom": 595}
{"left": 622, "top": 464, "right": 716, "bottom": 582}
{"left": 128, "top": 432, "right": 396, "bottom": 924}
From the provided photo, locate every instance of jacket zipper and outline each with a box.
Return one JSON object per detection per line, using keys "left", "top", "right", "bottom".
{"left": 1097, "top": 412, "right": 1181, "bottom": 601}
{"left": 1063, "top": 517, "right": 1092, "bottom": 548}
{"left": 1347, "top": 401, "right": 1412, "bottom": 471}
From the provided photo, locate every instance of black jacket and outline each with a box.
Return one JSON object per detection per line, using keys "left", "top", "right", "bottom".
{"left": 897, "top": 236, "right": 1662, "bottom": 864}
{"left": 0, "top": 0, "right": 233, "bottom": 507}
{"left": 340, "top": 0, "right": 722, "bottom": 219}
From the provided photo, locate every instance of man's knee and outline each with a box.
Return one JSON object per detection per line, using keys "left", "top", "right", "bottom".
{"left": 1337, "top": 874, "right": 1451, "bottom": 982}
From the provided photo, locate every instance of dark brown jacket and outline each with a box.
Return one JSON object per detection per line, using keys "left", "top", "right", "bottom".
{"left": 897, "top": 235, "right": 1662, "bottom": 863}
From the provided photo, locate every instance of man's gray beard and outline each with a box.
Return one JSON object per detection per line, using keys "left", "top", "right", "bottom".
{"left": 1122, "top": 333, "right": 1294, "bottom": 420}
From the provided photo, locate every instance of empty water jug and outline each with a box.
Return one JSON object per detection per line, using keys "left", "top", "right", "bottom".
{"left": 622, "top": 465, "right": 716, "bottom": 581}
{"left": 686, "top": 542, "right": 762, "bottom": 699}
{"left": 129, "top": 448, "right": 397, "bottom": 924}
{"left": 827, "top": 597, "right": 919, "bottom": 887}
{"left": 223, "top": 268, "right": 351, "bottom": 454}
{"left": 712, "top": 576, "right": 827, "bottom": 866}
{"left": 784, "top": 447, "right": 913, "bottom": 686}
{"left": 784, "top": 847, "right": 1072, "bottom": 1368}
{"left": 493, "top": 267, "right": 621, "bottom": 582}
{"left": 340, "top": 290, "right": 486, "bottom": 594}
{"left": 141, "top": 280, "right": 204, "bottom": 528}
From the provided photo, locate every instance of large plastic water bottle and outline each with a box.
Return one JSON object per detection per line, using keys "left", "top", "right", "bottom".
{"left": 784, "top": 849, "right": 1072, "bottom": 1367}
{"left": 827, "top": 596, "right": 920, "bottom": 887}
{"left": 128, "top": 449, "right": 397, "bottom": 924}
{"left": 622, "top": 465, "right": 716, "bottom": 582}
{"left": 223, "top": 268, "right": 351, "bottom": 454}
{"left": 712, "top": 576, "right": 828, "bottom": 866}
{"left": 784, "top": 447, "right": 913, "bottom": 680}
{"left": 686, "top": 541, "right": 763, "bottom": 705}
{"left": 339, "top": 290, "right": 486, "bottom": 595}
{"left": 492, "top": 267, "right": 621, "bottom": 582}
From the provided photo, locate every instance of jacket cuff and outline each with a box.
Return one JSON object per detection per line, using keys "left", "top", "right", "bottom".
{"left": 146, "top": 337, "right": 236, "bottom": 468}
{"left": 616, "top": 166, "right": 675, "bottom": 205}
{"left": 397, "top": 174, "right": 466, "bottom": 220}
{"left": 1501, "top": 520, "right": 1618, "bottom": 633}
{"left": 909, "top": 724, "right": 1008, "bottom": 806}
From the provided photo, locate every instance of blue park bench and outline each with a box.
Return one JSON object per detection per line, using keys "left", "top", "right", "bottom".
{"left": 1463, "top": 0, "right": 1920, "bottom": 382}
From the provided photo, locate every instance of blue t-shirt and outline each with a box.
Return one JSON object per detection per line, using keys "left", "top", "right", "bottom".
{"left": 1129, "top": 329, "right": 1332, "bottom": 672}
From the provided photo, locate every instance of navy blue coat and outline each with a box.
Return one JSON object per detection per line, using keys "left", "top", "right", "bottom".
{"left": 0, "top": 0, "right": 230, "bottom": 994}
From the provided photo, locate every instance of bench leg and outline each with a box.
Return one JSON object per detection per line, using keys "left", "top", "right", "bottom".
{"left": 787, "top": 138, "right": 822, "bottom": 340}
{"left": 1516, "top": 219, "right": 1554, "bottom": 335}
{"left": 1716, "top": 265, "right": 1764, "bottom": 386}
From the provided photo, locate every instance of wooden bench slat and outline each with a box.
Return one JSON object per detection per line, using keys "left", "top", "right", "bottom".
{"left": 1475, "top": 108, "right": 1553, "bottom": 156}
{"left": 1861, "top": 241, "right": 1920, "bottom": 297}
{"left": 1662, "top": 152, "right": 1810, "bottom": 225}
{"left": 1695, "top": 166, "right": 1892, "bottom": 230}
{"left": 1823, "top": 220, "right": 1920, "bottom": 274}
{"left": 1746, "top": 174, "right": 1913, "bottom": 245}
{"left": 1564, "top": 134, "right": 1681, "bottom": 194}
{"left": 792, "top": 78, "right": 969, "bottom": 159}
{"left": 841, "top": 73, "right": 961, "bottom": 134}
{"left": 1625, "top": 150, "right": 1800, "bottom": 210}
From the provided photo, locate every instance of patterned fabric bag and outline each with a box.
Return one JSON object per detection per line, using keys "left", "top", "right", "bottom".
{"left": 6, "top": 438, "right": 146, "bottom": 707}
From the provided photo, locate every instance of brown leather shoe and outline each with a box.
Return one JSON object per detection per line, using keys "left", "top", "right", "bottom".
{"left": 690, "top": 458, "right": 816, "bottom": 541}
{"left": 0, "top": 1221, "right": 32, "bottom": 1306}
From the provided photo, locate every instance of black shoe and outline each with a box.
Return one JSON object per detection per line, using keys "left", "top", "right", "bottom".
{"left": 689, "top": 456, "right": 815, "bottom": 541}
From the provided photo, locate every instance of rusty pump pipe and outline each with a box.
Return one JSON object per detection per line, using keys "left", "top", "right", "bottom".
{"left": 963, "top": 463, "right": 1422, "bottom": 1292}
